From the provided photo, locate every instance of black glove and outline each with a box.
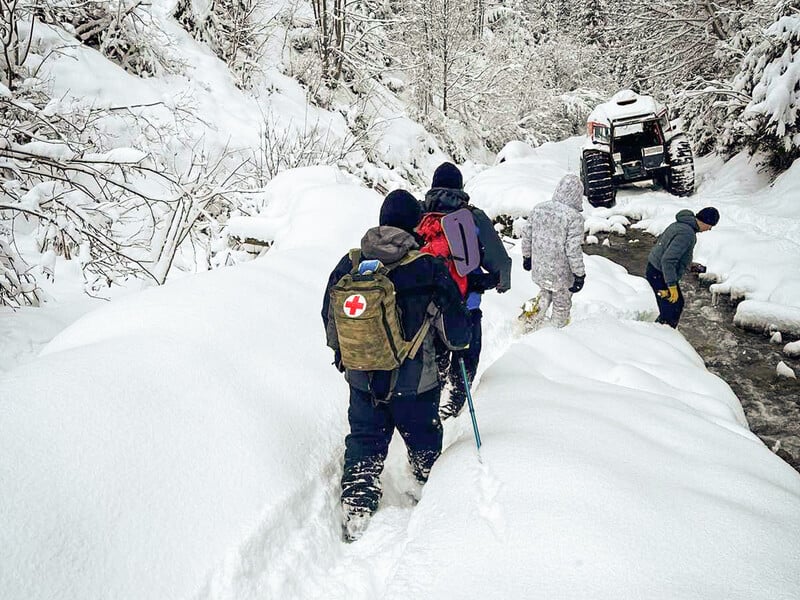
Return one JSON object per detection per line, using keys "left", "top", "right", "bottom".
{"left": 496, "top": 270, "right": 511, "bottom": 294}
{"left": 522, "top": 256, "right": 531, "bottom": 272}
{"left": 333, "top": 349, "right": 345, "bottom": 373}
{"left": 689, "top": 262, "right": 707, "bottom": 274}
{"left": 568, "top": 274, "right": 585, "bottom": 293}
{"left": 467, "top": 271, "right": 499, "bottom": 293}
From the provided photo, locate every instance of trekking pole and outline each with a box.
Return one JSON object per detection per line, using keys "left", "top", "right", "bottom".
{"left": 458, "top": 357, "right": 483, "bottom": 460}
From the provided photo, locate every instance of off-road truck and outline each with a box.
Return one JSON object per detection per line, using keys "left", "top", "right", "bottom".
{"left": 580, "top": 90, "right": 695, "bottom": 207}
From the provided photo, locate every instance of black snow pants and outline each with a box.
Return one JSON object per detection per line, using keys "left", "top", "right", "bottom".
{"left": 437, "top": 308, "right": 482, "bottom": 418}
{"left": 646, "top": 263, "right": 684, "bottom": 329}
{"left": 341, "top": 385, "right": 442, "bottom": 514}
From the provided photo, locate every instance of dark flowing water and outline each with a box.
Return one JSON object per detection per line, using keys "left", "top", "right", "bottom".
{"left": 584, "top": 233, "right": 800, "bottom": 472}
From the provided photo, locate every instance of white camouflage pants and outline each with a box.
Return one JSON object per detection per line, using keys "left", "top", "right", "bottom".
{"left": 530, "top": 288, "right": 573, "bottom": 328}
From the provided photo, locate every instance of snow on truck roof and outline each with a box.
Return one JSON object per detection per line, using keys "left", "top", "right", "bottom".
{"left": 587, "top": 90, "right": 666, "bottom": 125}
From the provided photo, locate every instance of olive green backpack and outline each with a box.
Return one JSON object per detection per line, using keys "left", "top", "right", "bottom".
{"left": 331, "top": 249, "right": 433, "bottom": 371}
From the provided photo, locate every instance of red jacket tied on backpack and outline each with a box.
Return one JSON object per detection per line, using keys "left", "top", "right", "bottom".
{"left": 417, "top": 212, "right": 469, "bottom": 297}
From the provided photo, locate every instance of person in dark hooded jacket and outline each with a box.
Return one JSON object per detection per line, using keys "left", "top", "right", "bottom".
{"left": 646, "top": 206, "right": 719, "bottom": 328}
{"left": 322, "top": 189, "right": 471, "bottom": 542}
{"left": 420, "top": 162, "right": 512, "bottom": 420}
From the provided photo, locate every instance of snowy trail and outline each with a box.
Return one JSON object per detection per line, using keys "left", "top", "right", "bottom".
{"left": 194, "top": 304, "right": 527, "bottom": 599}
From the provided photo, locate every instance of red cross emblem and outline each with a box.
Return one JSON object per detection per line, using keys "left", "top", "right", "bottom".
{"left": 343, "top": 294, "right": 366, "bottom": 317}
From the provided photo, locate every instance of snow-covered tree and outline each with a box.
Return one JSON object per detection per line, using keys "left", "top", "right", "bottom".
{"left": 580, "top": 0, "right": 609, "bottom": 46}
{"left": 174, "top": 0, "right": 270, "bottom": 88}
{"left": 725, "top": 2, "right": 800, "bottom": 168}
{"left": 38, "top": 0, "right": 184, "bottom": 77}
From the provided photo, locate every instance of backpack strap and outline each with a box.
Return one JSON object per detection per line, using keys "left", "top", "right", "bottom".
{"left": 384, "top": 249, "right": 424, "bottom": 272}
{"left": 368, "top": 370, "right": 400, "bottom": 405}
{"left": 407, "top": 303, "right": 438, "bottom": 361}
{"left": 348, "top": 248, "right": 361, "bottom": 274}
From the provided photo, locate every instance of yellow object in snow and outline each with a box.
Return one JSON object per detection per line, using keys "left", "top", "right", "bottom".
{"left": 519, "top": 296, "right": 541, "bottom": 320}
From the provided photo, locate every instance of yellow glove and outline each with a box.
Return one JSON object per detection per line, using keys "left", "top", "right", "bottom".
{"left": 657, "top": 286, "right": 679, "bottom": 303}
{"left": 665, "top": 285, "right": 679, "bottom": 303}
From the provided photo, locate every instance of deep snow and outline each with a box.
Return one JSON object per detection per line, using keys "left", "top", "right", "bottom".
{"left": 2, "top": 164, "right": 799, "bottom": 600}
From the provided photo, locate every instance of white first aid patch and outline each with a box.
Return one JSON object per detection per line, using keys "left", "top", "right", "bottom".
{"left": 343, "top": 294, "right": 367, "bottom": 317}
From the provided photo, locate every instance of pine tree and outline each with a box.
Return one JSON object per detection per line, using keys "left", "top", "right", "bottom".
{"left": 727, "top": 0, "right": 800, "bottom": 168}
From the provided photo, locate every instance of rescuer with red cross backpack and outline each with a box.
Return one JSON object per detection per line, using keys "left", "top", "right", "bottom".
{"left": 419, "top": 162, "right": 512, "bottom": 420}
{"left": 322, "top": 189, "right": 472, "bottom": 542}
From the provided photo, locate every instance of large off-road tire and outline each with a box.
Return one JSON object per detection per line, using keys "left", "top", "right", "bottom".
{"left": 665, "top": 136, "right": 695, "bottom": 197}
{"left": 581, "top": 150, "right": 616, "bottom": 207}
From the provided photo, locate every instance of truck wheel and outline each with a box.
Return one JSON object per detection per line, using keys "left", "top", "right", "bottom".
{"left": 582, "top": 150, "right": 616, "bottom": 207}
{"left": 666, "top": 137, "right": 695, "bottom": 197}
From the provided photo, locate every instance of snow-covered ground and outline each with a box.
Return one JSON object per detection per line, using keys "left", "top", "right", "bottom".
{"left": 469, "top": 138, "right": 800, "bottom": 337}
{"left": 2, "top": 164, "right": 799, "bottom": 600}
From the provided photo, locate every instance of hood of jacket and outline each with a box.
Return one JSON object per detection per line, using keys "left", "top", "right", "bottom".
{"left": 360, "top": 226, "right": 419, "bottom": 263}
{"left": 675, "top": 209, "right": 700, "bottom": 231}
{"left": 423, "top": 188, "right": 470, "bottom": 213}
{"left": 552, "top": 174, "right": 584, "bottom": 212}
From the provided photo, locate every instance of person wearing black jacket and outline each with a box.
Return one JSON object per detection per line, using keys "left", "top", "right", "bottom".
{"left": 322, "top": 189, "right": 472, "bottom": 541}
{"left": 421, "top": 162, "right": 512, "bottom": 420}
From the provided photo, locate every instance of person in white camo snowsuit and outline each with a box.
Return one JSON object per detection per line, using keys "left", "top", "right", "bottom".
{"left": 521, "top": 174, "right": 586, "bottom": 328}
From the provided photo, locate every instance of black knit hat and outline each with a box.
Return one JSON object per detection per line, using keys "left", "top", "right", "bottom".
{"left": 379, "top": 190, "right": 422, "bottom": 233}
{"left": 696, "top": 207, "right": 720, "bottom": 226}
{"left": 431, "top": 162, "right": 463, "bottom": 190}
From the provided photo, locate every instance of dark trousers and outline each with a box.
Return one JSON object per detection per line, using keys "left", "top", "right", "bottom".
{"left": 341, "top": 386, "right": 442, "bottom": 513}
{"left": 437, "top": 308, "right": 482, "bottom": 416}
{"left": 646, "top": 263, "right": 684, "bottom": 328}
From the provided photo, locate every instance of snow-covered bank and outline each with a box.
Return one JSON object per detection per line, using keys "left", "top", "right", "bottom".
{"left": 380, "top": 317, "right": 799, "bottom": 600}
{"left": 0, "top": 168, "right": 372, "bottom": 600}
{"left": 470, "top": 138, "right": 800, "bottom": 335}
{"left": 2, "top": 166, "right": 799, "bottom": 599}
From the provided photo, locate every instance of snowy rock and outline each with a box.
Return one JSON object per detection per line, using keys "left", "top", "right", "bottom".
{"left": 495, "top": 140, "right": 535, "bottom": 165}
{"left": 776, "top": 361, "right": 796, "bottom": 379}
{"left": 602, "top": 238, "right": 611, "bottom": 247}
{"left": 770, "top": 331, "right": 783, "bottom": 344}
{"left": 733, "top": 301, "right": 800, "bottom": 336}
{"left": 585, "top": 235, "right": 599, "bottom": 245}
{"left": 512, "top": 217, "right": 528, "bottom": 238}
{"left": 610, "top": 222, "right": 627, "bottom": 235}
{"left": 784, "top": 341, "right": 800, "bottom": 358}
{"left": 608, "top": 215, "right": 631, "bottom": 227}
{"left": 225, "top": 216, "right": 278, "bottom": 245}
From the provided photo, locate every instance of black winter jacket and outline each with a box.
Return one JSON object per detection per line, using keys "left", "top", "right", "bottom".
{"left": 322, "top": 226, "right": 472, "bottom": 398}
{"left": 422, "top": 188, "right": 512, "bottom": 293}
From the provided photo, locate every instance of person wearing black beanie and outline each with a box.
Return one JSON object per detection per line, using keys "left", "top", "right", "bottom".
{"left": 321, "top": 189, "right": 472, "bottom": 541}
{"left": 420, "top": 161, "right": 512, "bottom": 421}
{"left": 379, "top": 189, "right": 422, "bottom": 233}
{"left": 696, "top": 206, "right": 720, "bottom": 228}
{"left": 646, "top": 207, "right": 719, "bottom": 328}
{"left": 431, "top": 162, "right": 464, "bottom": 190}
